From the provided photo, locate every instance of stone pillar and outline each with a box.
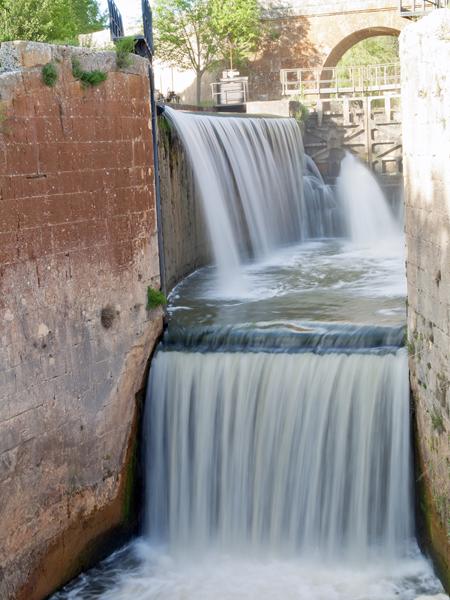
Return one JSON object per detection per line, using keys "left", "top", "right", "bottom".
{"left": 400, "top": 10, "right": 450, "bottom": 589}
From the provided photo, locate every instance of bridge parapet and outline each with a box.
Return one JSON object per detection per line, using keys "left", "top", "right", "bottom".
{"left": 263, "top": 0, "right": 400, "bottom": 17}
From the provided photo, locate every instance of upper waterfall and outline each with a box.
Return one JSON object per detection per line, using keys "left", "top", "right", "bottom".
{"left": 164, "top": 107, "right": 337, "bottom": 292}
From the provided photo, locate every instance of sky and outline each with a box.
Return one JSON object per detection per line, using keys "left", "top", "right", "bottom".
{"left": 98, "top": 0, "right": 143, "bottom": 33}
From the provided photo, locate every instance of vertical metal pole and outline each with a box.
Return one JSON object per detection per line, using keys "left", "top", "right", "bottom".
{"left": 148, "top": 64, "right": 167, "bottom": 295}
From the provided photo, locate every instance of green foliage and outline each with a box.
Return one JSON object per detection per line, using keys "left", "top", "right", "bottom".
{"left": 0, "top": 103, "right": 8, "bottom": 134}
{"left": 431, "top": 409, "right": 445, "bottom": 434}
{"left": 72, "top": 58, "right": 107, "bottom": 88}
{"left": 115, "top": 36, "right": 136, "bottom": 69}
{"left": 154, "top": 0, "right": 263, "bottom": 103}
{"left": 0, "top": 0, "right": 106, "bottom": 44}
{"left": 210, "top": 0, "right": 261, "bottom": 69}
{"left": 290, "top": 97, "right": 309, "bottom": 124}
{"left": 338, "top": 36, "right": 399, "bottom": 67}
{"left": 147, "top": 286, "right": 167, "bottom": 310}
{"left": 42, "top": 62, "right": 58, "bottom": 87}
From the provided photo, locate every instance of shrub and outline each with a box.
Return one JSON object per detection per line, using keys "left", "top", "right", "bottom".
{"left": 42, "top": 62, "right": 58, "bottom": 87}
{"left": 115, "top": 36, "right": 136, "bottom": 69}
{"left": 72, "top": 58, "right": 107, "bottom": 88}
{"left": 147, "top": 286, "right": 167, "bottom": 310}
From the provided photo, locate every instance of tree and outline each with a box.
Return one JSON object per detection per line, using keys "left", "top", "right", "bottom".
{"left": 0, "top": 0, "right": 106, "bottom": 44}
{"left": 338, "top": 36, "right": 399, "bottom": 67}
{"left": 154, "top": 0, "right": 263, "bottom": 104}
{"left": 210, "top": 0, "right": 261, "bottom": 71}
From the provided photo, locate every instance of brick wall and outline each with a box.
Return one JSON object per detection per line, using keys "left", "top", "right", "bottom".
{"left": 0, "top": 42, "right": 162, "bottom": 599}
{"left": 400, "top": 11, "right": 450, "bottom": 590}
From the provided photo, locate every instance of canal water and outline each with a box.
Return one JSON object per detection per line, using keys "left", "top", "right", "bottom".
{"left": 53, "top": 111, "right": 445, "bottom": 599}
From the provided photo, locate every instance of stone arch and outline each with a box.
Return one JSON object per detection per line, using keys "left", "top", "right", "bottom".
{"left": 322, "top": 27, "right": 401, "bottom": 70}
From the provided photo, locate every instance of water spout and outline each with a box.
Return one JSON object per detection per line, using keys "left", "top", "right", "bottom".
{"left": 337, "top": 152, "right": 400, "bottom": 245}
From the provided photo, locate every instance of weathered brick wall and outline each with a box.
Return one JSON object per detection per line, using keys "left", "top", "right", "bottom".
{"left": 400, "top": 10, "right": 450, "bottom": 589}
{"left": 0, "top": 42, "right": 163, "bottom": 599}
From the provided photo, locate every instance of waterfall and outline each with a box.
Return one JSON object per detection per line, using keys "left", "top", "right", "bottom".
{"left": 337, "top": 152, "right": 400, "bottom": 244}
{"left": 51, "top": 113, "right": 444, "bottom": 600}
{"left": 164, "top": 108, "right": 336, "bottom": 291}
{"left": 146, "top": 349, "right": 412, "bottom": 560}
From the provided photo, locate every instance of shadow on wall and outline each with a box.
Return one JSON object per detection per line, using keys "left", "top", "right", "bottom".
{"left": 248, "top": 16, "right": 321, "bottom": 101}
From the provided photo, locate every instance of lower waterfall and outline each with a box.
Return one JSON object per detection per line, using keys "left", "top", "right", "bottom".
{"left": 146, "top": 350, "right": 412, "bottom": 559}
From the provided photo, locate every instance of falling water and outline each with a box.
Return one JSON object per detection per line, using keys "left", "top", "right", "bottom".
{"left": 52, "top": 113, "right": 445, "bottom": 600}
{"left": 146, "top": 349, "right": 412, "bottom": 559}
{"left": 337, "top": 152, "right": 400, "bottom": 244}
{"left": 164, "top": 107, "right": 337, "bottom": 291}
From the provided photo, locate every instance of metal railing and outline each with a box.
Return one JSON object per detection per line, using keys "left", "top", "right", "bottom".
{"left": 211, "top": 80, "right": 248, "bottom": 106}
{"left": 399, "top": 0, "right": 449, "bottom": 16}
{"left": 281, "top": 64, "right": 401, "bottom": 98}
{"left": 142, "top": 0, "right": 154, "bottom": 55}
{"left": 107, "top": 0, "right": 124, "bottom": 40}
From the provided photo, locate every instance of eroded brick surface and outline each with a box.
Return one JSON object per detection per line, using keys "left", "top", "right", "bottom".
{"left": 0, "top": 42, "right": 162, "bottom": 599}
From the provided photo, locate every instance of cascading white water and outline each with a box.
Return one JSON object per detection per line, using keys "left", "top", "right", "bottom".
{"left": 164, "top": 108, "right": 337, "bottom": 292}
{"left": 146, "top": 349, "right": 412, "bottom": 560}
{"left": 337, "top": 152, "right": 400, "bottom": 244}
{"left": 51, "top": 114, "right": 445, "bottom": 600}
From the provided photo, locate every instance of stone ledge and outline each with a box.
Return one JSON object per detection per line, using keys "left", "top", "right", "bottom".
{"left": 0, "top": 40, "right": 149, "bottom": 77}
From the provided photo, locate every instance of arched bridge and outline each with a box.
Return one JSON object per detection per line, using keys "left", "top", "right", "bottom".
{"left": 249, "top": 1, "right": 446, "bottom": 182}
{"left": 252, "top": 0, "right": 448, "bottom": 101}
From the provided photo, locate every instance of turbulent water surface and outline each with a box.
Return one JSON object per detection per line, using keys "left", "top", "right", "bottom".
{"left": 52, "top": 112, "right": 445, "bottom": 600}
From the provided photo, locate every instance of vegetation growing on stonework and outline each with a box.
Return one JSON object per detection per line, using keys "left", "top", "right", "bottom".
{"left": 147, "top": 287, "right": 167, "bottom": 310}
{"left": 0, "top": 0, "right": 106, "bottom": 44}
{"left": 42, "top": 62, "right": 58, "bottom": 87}
{"left": 72, "top": 58, "right": 107, "bottom": 88}
{"left": 115, "top": 36, "right": 137, "bottom": 70}
{"left": 290, "top": 96, "right": 310, "bottom": 125}
{"left": 431, "top": 409, "right": 445, "bottom": 434}
{"left": 0, "top": 103, "right": 8, "bottom": 135}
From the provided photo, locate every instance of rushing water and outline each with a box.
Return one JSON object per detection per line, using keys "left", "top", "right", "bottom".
{"left": 337, "top": 152, "right": 400, "bottom": 244}
{"left": 52, "top": 111, "right": 446, "bottom": 600}
{"left": 164, "top": 107, "right": 340, "bottom": 294}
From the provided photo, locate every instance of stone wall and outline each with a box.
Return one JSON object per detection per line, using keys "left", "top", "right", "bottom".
{"left": 400, "top": 10, "right": 450, "bottom": 589}
{"left": 0, "top": 42, "right": 163, "bottom": 599}
{"left": 157, "top": 115, "right": 211, "bottom": 292}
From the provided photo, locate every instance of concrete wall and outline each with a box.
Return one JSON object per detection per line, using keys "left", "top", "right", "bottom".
{"left": 157, "top": 116, "right": 211, "bottom": 292}
{"left": 400, "top": 10, "right": 450, "bottom": 589}
{"left": 0, "top": 42, "right": 162, "bottom": 599}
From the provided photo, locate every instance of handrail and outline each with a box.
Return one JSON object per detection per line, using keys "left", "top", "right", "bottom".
{"left": 107, "top": 0, "right": 124, "bottom": 40}
{"left": 399, "top": 0, "right": 449, "bottom": 16}
{"left": 280, "top": 64, "right": 401, "bottom": 98}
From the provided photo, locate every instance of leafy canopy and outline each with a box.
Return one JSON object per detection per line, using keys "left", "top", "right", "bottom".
{"left": 154, "top": 0, "right": 263, "bottom": 75}
{"left": 338, "top": 36, "right": 399, "bottom": 67}
{"left": 0, "top": 0, "right": 106, "bottom": 44}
